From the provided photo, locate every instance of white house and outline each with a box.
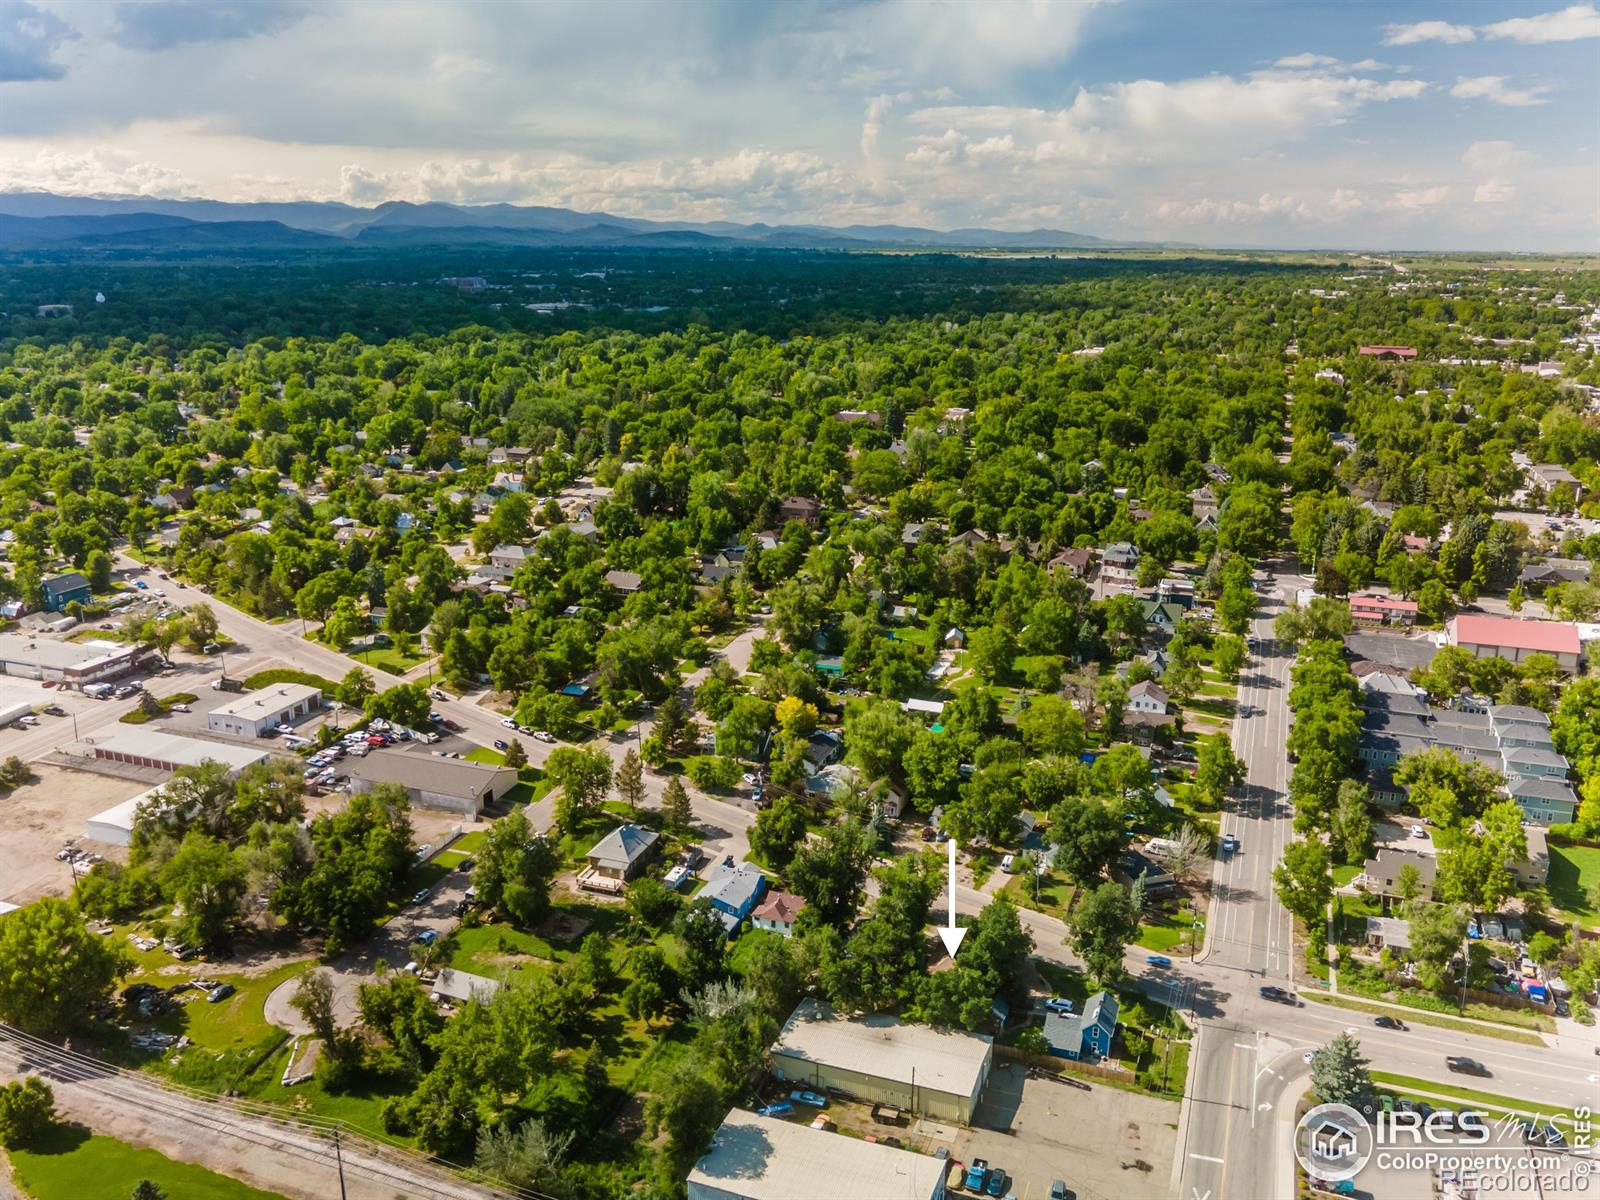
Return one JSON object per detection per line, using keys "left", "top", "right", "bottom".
{"left": 751, "top": 891, "right": 806, "bottom": 937}
{"left": 1127, "top": 680, "right": 1170, "bottom": 715}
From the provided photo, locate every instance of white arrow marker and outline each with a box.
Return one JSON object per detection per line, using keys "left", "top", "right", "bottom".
{"left": 938, "top": 837, "right": 967, "bottom": 958}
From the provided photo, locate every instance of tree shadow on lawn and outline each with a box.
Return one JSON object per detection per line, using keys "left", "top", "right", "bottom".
{"left": 16, "top": 1121, "right": 91, "bottom": 1157}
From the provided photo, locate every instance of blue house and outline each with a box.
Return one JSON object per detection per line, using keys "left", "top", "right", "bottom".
{"left": 1043, "top": 991, "right": 1119, "bottom": 1061}
{"left": 701, "top": 860, "right": 768, "bottom": 937}
{"left": 42, "top": 572, "right": 92, "bottom": 613}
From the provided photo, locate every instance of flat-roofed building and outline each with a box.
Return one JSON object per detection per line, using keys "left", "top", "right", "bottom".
{"left": 91, "top": 731, "right": 269, "bottom": 775}
{"left": 207, "top": 683, "right": 323, "bottom": 738}
{"left": 0, "top": 633, "right": 148, "bottom": 689}
{"left": 769, "top": 998, "right": 993, "bottom": 1125}
{"left": 687, "top": 1109, "right": 946, "bottom": 1200}
{"left": 345, "top": 751, "right": 516, "bottom": 817}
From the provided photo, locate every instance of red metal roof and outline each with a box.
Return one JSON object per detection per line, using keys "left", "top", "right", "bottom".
{"left": 1447, "top": 614, "right": 1580, "bottom": 656}
{"left": 1349, "top": 592, "right": 1418, "bottom": 614}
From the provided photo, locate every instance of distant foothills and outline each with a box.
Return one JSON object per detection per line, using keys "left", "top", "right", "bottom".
{"left": 0, "top": 191, "right": 1162, "bottom": 254}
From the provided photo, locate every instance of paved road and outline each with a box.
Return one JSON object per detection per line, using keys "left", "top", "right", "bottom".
{"left": 1177, "top": 576, "right": 1298, "bottom": 1200}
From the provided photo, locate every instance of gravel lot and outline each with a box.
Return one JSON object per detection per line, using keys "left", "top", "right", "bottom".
{"left": 0, "top": 765, "right": 140, "bottom": 905}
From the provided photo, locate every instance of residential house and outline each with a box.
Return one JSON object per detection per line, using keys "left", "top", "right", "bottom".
{"left": 41, "top": 572, "right": 92, "bottom": 613}
{"left": 604, "top": 569, "right": 644, "bottom": 594}
{"left": 778, "top": 496, "right": 823, "bottom": 529}
{"left": 701, "top": 861, "right": 768, "bottom": 936}
{"left": 1113, "top": 849, "right": 1174, "bottom": 897}
{"left": 1101, "top": 542, "right": 1141, "bottom": 580}
{"left": 1364, "top": 916, "right": 1411, "bottom": 953}
{"left": 1360, "top": 848, "right": 1436, "bottom": 902}
{"left": 751, "top": 891, "right": 806, "bottom": 937}
{"left": 1507, "top": 775, "right": 1579, "bottom": 825}
{"left": 1525, "top": 462, "right": 1585, "bottom": 502}
{"left": 1043, "top": 990, "right": 1118, "bottom": 1061}
{"left": 1141, "top": 599, "right": 1185, "bottom": 633}
{"left": 1348, "top": 592, "right": 1419, "bottom": 628}
{"left": 431, "top": 967, "right": 504, "bottom": 1006}
{"left": 901, "top": 522, "right": 933, "bottom": 547}
{"left": 567, "top": 519, "right": 601, "bottom": 541}
{"left": 1518, "top": 559, "right": 1591, "bottom": 593}
{"left": 801, "top": 729, "right": 844, "bottom": 773}
{"left": 582, "top": 824, "right": 659, "bottom": 891}
{"left": 485, "top": 543, "right": 532, "bottom": 580}
{"left": 1048, "top": 546, "right": 1095, "bottom": 578}
{"left": 1127, "top": 680, "right": 1170, "bottom": 715}
{"left": 1189, "top": 485, "right": 1219, "bottom": 521}
{"left": 1358, "top": 345, "right": 1419, "bottom": 360}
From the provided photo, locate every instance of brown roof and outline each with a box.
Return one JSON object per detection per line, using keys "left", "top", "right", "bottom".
{"left": 752, "top": 890, "right": 806, "bottom": 924}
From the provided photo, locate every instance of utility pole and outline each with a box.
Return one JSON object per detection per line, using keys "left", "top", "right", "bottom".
{"left": 1458, "top": 933, "right": 1471, "bottom": 1016}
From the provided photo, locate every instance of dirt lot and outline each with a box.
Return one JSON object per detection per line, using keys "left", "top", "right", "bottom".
{"left": 0, "top": 765, "right": 141, "bottom": 904}
{"left": 957, "top": 1063, "right": 1180, "bottom": 1200}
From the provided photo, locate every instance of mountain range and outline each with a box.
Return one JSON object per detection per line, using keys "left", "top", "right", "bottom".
{"left": 0, "top": 192, "right": 1142, "bottom": 253}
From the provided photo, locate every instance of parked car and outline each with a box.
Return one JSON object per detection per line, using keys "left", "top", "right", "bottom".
{"left": 965, "top": 1159, "right": 990, "bottom": 1192}
{"left": 789, "top": 1089, "right": 827, "bottom": 1108}
{"left": 1050, "top": 1183, "right": 1070, "bottom": 1200}
{"left": 533, "top": 730, "right": 556, "bottom": 743}
{"left": 1000, "top": 854, "right": 1016, "bottom": 873}
{"left": 985, "top": 1168, "right": 1007, "bottom": 1197}
{"left": 756, "top": 1101, "right": 794, "bottom": 1118}
{"left": 206, "top": 983, "right": 235, "bottom": 1003}
{"left": 494, "top": 739, "right": 509, "bottom": 751}
{"left": 1044, "top": 997, "right": 1075, "bottom": 1015}
{"left": 501, "top": 717, "right": 517, "bottom": 728}
{"left": 415, "top": 929, "right": 439, "bottom": 946}
{"left": 411, "top": 889, "right": 431, "bottom": 905}
{"left": 1446, "top": 1056, "right": 1488, "bottom": 1076}
{"left": 170, "top": 703, "right": 190, "bottom": 713}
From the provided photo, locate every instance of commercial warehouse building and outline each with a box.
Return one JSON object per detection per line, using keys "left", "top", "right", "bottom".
{"left": 90, "top": 731, "right": 269, "bottom": 775}
{"left": 769, "top": 999, "right": 993, "bottom": 1125}
{"left": 85, "top": 786, "right": 163, "bottom": 846}
{"left": 687, "top": 1110, "right": 946, "bottom": 1200}
{"left": 1445, "top": 614, "right": 1582, "bottom": 671}
{"left": 345, "top": 751, "right": 517, "bottom": 816}
{"left": 0, "top": 633, "right": 148, "bottom": 689}
{"left": 207, "top": 683, "right": 323, "bottom": 738}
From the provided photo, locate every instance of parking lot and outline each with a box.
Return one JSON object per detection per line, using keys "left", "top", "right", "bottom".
{"left": 955, "top": 1063, "right": 1179, "bottom": 1200}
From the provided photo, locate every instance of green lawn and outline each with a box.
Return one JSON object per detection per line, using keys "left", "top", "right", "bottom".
{"left": 8, "top": 1130, "right": 286, "bottom": 1200}
{"left": 1137, "top": 909, "right": 1205, "bottom": 955}
{"left": 449, "top": 902, "right": 630, "bottom": 972}
{"left": 1331, "top": 864, "right": 1362, "bottom": 888}
{"left": 999, "top": 871, "right": 1076, "bottom": 921}
{"left": 1548, "top": 843, "right": 1600, "bottom": 925}
{"left": 243, "top": 667, "right": 338, "bottom": 693}
{"left": 1303, "top": 992, "right": 1546, "bottom": 1045}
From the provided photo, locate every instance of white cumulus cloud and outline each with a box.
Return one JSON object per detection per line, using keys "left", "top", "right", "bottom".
{"left": 1481, "top": 3, "right": 1600, "bottom": 43}
{"left": 1450, "top": 75, "right": 1552, "bottom": 106}
{"left": 1383, "top": 19, "right": 1476, "bottom": 45}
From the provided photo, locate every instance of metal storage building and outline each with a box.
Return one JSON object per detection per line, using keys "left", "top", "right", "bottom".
{"left": 769, "top": 998, "right": 993, "bottom": 1125}
{"left": 91, "top": 731, "right": 269, "bottom": 775}
{"left": 345, "top": 751, "right": 516, "bottom": 816}
{"left": 207, "top": 683, "right": 323, "bottom": 738}
{"left": 687, "top": 1109, "right": 946, "bottom": 1200}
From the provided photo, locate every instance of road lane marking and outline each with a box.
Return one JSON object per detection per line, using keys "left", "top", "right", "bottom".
{"left": 1188, "top": 1153, "right": 1225, "bottom": 1164}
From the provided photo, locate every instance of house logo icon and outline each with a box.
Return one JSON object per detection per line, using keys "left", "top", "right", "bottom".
{"left": 1294, "top": 1103, "right": 1375, "bottom": 1182}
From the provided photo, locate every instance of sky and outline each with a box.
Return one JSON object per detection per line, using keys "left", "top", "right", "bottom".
{"left": 0, "top": 0, "right": 1596, "bottom": 250}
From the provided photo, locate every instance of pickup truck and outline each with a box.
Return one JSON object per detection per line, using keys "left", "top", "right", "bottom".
{"left": 964, "top": 1159, "right": 989, "bottom": 1191}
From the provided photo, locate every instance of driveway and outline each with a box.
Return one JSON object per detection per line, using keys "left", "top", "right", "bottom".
{"left": 263, "top": 865, "right": 473, "bottom": 1032}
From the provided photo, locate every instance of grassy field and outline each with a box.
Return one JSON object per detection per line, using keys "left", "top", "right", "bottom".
{"left": 1548, "top": 843, "right": 1600, "bottom": 926}
{"left": 1371, "top": 1072, "right": 1584, "bottom": 1126}
{"left": 8, "top": 1129, "right": 287, "bottom": 1200}
{"left": 1137, "top": 909, "right": 1205, "bottom": 955}
{"left": 243, "top": 668, "right": 338, "bottom": 693}
{"left": 1304, "top": 992, "right": 1546, "bottom": 1046}
{"left": 999, "top": 871, "right": 1077, "bottom": 921}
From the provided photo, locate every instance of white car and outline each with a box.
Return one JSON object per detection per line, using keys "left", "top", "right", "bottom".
{"left": 170, "top": 703, "right": 190, "bottom": 713}
{"left": 500, "top": 717, "right": 517, "bottom": 729}
{"left": 1411, "top": 826, "right": 1427, "bottom": 839}
{"left": 533, "top": 730, "right": 556, "bottom": 743}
